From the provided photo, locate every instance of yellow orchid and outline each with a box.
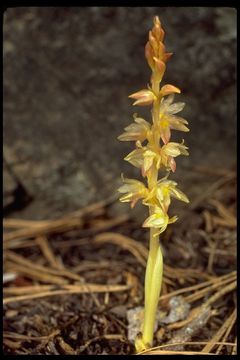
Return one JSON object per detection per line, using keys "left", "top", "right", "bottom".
{"left": 158, "top": 94, "right": 189, "bottom": 144}
{"left": 118, "top": 115, "right": 151, "bottom": 143}
{"left": 143, "top": 178, "right": 189, "bottom": 212}
{"left": 124, "top": 141, "right": 188, "bottom": 175}
{"left": 156, "top": 179, "right": 189, "bottom": 211}
{"left": 161, "top": 141, "right": 189, "bottom": 172}
{"left": 124, "top": 146, "right": 156, "bottom": 177}
{"left": 118, "top": 16, "right": 190, "bottom": 352}
{"left": 142, "top": 205, "right": 178, "bottom": 236}
{"left": 129, "top": 89, "right": 156, "bottom": 106}
{"left": 118, "top": 177, "right": 149, "bottom": 208}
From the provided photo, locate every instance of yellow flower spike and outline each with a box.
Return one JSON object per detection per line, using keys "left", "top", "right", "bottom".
{"left": 118, "top": 16, "right": 190, "bottom": 352}
{"left": 145, "top": 16, "right": 172, "bottom": 77}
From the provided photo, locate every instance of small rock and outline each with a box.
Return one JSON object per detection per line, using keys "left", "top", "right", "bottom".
{"left": 160, "top": 296, "right": 190, "bottom": 324}
{"left": 127, "top": 306, "right": 159, "bottom": 343}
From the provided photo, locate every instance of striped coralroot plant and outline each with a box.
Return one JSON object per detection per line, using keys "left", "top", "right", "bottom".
{"left": 118, "top": 16, "right": 190, "bottom": 352}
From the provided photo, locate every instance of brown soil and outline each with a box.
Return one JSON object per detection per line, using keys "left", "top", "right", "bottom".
{"left": 3, "top": 167, "right": 237, "bottom": 355}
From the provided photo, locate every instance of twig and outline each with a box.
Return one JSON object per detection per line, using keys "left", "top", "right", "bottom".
{"left": 184, "top": 272, "right": 236, "bottom": 303}
{"left": 94, "top": 232, "right": 147, "bottom": 267}
{"left": 5, "top": 251, "right": 83, "bottom": 283}
{"left": 215, "top": 309, "right": 237, "bottom": 354}
{"left": 36, "top": 236, "right": 64, "bottom": 269}
{"left": 201, "top": 308, "right": 237, "bottom": 353}
{"left": 3, "top": 195, "right": 118, "bottom": 229}
{"left": 207, "top": 238, "right": 217, "bottom": 274}
{"left": 232, "top": 337, "right": 237, "bottom": 355}
{"left": 3, "top": 283, "right": 131, "bottom": 304}
{"left": 3, "top": 329, "right": 61, "bottom": 341}
{"left": 189, "top": 173, "right": 236, "bottom": 211}
{"left": 3, "top": 217, "right": 84, "bottom": 242}
{"left": 159, "top": 275, "right": 220, "bottom": 302}
{"left": 140, "top": 349, "right": 216, "bottom": 355}
{"left": 211, "top": 216, "right": 236, "bottom": 229}
{"left": 208, "top": 198, "right": 236, "bottom": 224}
{"left": 139, "top": 341, "right": 236, "bottom": 353}
{"left": 94, "top": 232, "right": 212, "bottom": 283}
{"left": 203, "top": 210, "right": 213, "bottom": 233}
{"left": 5, "top": 261, "right": 68, "bottom": 285}
{"left": 203, "top": 280, "right": 237, "bottom": 308}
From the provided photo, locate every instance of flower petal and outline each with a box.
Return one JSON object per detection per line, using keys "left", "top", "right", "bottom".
{"left": 145, "top": 42, "right": 155, "bottom": 70}
{"left": 160, "top": 84, "right": 181, "bottom": 96}
{"left": 169, "top": 157, "right": 176, "bottom": 172}
{"left": 169, "top": 187, "right": 189, "bottom": 203}
{"left": 134, "top": 117, "right": 151, "bottom": 128}
{"left": 160, "top": 124, "right": 171, "bottom": 144}
{"left": 142, "top": 212, "right": 166, "bottom": 228}
{"left": 118, "top": 118, "right": 151, "bottom": 142}
{"left": 142, "top": 150, "right": 155, "bottom": 175}
{"left": 153, "top": 57, "right": 166, "bottom": 81}
{"left": 129, "top": 89, "right": 156, "bottom": 106}
{"left": 168, "top": 102, "right": 185, "bottom": 115}
{"left": 163, "top": 52, "right": 173, "bottom": 62}
{"left": 163, "top": 142, "right": 189, "bottom": 157}
{"left": 168, "top": 215, "right": 178, "bottom": 224}
{"left": 163, "top": 143, "right": 181, "bottom": 157}
{"left": 124, "top": 149, "right": 144, "bottom": 168}
{"left": 168, "top": 116, "right": 189, "bottom": 132}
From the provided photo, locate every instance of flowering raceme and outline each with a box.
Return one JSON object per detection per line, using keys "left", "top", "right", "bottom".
{"left": 118, "top": 16, "right": 190, "bottom": 352}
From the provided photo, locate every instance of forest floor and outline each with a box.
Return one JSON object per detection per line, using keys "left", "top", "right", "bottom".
{"left": 3, "top": 166, "right": 237, "bottom": 355}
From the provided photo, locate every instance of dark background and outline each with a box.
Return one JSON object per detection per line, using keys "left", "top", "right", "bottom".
{"left": 3, "top": 7, "right": 236, "bottom": 220}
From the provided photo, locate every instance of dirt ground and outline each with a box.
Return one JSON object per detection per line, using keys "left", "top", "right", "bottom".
{"left": 3, "top": 165, "right": 237, "bottom": 355}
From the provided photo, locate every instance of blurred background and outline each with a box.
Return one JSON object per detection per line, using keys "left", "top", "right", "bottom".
{"left": 3, "top": 7, "right": 236, "bottom": 220}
